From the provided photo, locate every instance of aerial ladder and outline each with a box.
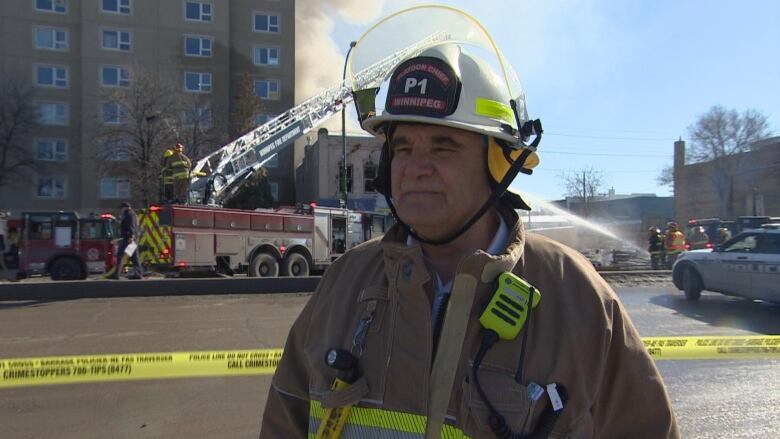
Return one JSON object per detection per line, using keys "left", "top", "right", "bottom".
{"left": 189, "top": 33, "right": 449, "bottom": 206}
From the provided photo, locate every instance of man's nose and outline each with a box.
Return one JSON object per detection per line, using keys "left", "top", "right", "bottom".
{"left": 404, "top": 149, "right": 435, "bottom": 179}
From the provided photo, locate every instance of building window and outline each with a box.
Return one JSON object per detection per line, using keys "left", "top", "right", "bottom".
{"left": 35, "top": 65, "right": 68, "bottom": 88}
{"left": 185, "top": 1, "right": 212, "bottom": 22}
{"left": 35, "top": 0, "right": 67, "bottom": 14}
{"left": 100, "top": 139, "right": 132, "bottom": 161}
{"left": 36, "top": 102, "right": 68, "bottom": 125}
{"left": 254, "top": 79, "right": 279, "bottom": 100}
{"left": 35, "top": 139, "right": 68, "bottom": 161}
{"left": 100, "top": 177, "right": 131, "bottom": 199}
{"left": 269, "top": 181, "right": 279, "bottom": 201}
{"left": 101, "top": 66, "right": 130, "bottom": 87}
{"left": 102, "top": 102, "right": 126, "bottom": 125}
{"left": 101, "top": 29, "right": 131, "bottom": 51}
{"left": 37, "top": 176, "right": 67, "bottom": 198}
{"left": 338, "top": 163, "right": 354, "bottom": 193}
{"left": 183, "top": 106, "right": 212, "bottom": 128}
{"left": 364, "top": 161, "right": 377, "bottom": 193}
{"left": 34, "top": 27, "right": 68, "bottom": 51}
{"left": 184, "top": 71, "right": 212, "bottom": 93}
{"left": 253, "top": 13, "right": 279, "bottom": 33}
{"left": 253, "top": 47, "right": 279, "bottom": 66}
{"left": 184, "top": 36, "right": 212, "bottom": 57}
{"left": 102, "top": 0, "right": 131, "bottom": 15}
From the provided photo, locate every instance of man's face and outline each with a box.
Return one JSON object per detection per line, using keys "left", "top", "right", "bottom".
{"left": 389, "top": 124, "right": 492, "bottom": 240}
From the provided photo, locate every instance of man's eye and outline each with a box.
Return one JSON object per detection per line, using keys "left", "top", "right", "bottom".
{"left": 393, "top": 146, "right": 411, "bottom": 155}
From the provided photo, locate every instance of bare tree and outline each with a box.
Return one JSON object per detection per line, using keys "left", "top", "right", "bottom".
{"left": 0, "top": 74, "right": 37, "bottom": 190}
{"left": 686, "top": 106, "right": 771, "bottom": 217}
{"left": 222, "top": 167, "right": 274, "bottom": 210}
{"left": 96, "top": 67, "right": 224, "bottom": 205}
{"left": 562, "top": 167, "right": 605, "bottom": 217}
{"left": 179, "top": 92, "right": 226, "bottom": 162}
{"left": 229, "top": 73, "right": 265, "bottom": 139}
{"left": 656, "top": 164, "right": 673, "bottom": 188}
{"left": 95, "top": 68, "right": 181, "bottom": 205}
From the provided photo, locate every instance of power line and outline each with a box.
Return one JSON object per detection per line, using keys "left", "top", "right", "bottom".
{"left": 533, "top": 168, "right": 662, "bottom": 174}
{"left": 544, "top": 124, "right": 677, "bottom": 136}
{"left": 545, "top": 132, "right": 675, "bottom": 142}
{"left": 542, "top": 150, "right": 671, "bottom": 158}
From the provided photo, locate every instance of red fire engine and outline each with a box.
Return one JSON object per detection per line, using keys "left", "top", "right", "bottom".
{"left": 137, "top": 203, "right": 391, "bottom": 277}
{"left": 5, "top": 211, "right": 118, "bottom": 280}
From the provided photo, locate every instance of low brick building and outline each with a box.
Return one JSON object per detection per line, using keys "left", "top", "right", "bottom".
{"left": 673, "top": 137, "right": 780, "bottom": 222}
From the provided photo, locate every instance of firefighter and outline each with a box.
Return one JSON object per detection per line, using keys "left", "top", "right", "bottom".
{"left": 260, "top": 17, "right": 678, "bottom": 439}
{"left": 108, "top": 202, "right": 143, "bottom": 280}
{"left": 161, "top": 147, "right": 176, "bottom": 202}
{"left": 664, "top": 222, "right": 686, "bottom": 268}
{"left": 648, "top": 226, "right": 665, "bottom": 270}
{"left": 165, "top": 143, "right": 191, "bottom": 204}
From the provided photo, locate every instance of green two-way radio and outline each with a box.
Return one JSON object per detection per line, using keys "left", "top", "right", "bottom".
{"left": 480, "top": 272, "right": 541, "bottom": 340}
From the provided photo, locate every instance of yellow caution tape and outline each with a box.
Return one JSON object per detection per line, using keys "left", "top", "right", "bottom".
{"left": 642, "top": 335, "right": 780, "bottom": 360}
{"left": 0, "top": 349, "right": 282, "bottom": 389}
{"left": 2, "top": 336, "right": 780, "bottom": 389}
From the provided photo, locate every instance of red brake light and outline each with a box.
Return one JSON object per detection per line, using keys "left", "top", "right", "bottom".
{"left": 100, "top": 213, "right": 114, "bottom": 219}
{"left": 178, "top": 261, "right": 187, "bottom": 268}
{"left": 688, "top": 219, "right": 697, "bottom": 225}
{"left": 309, "top": 202, "right": 317, "bottom": 208}
{"left": 685, "top": 243, "right": 691, "bottom": 250}
{"left": 706, "top": 241, "right": 713, "bottom": 249}
{"left": 149, "top": 205, "right": 164, "bottom": 212}
{"left": 279, "top": 245, "right": 286, "bottom": 254}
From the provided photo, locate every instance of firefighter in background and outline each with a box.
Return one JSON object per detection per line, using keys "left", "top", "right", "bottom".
{"left": 164, "top": 143, "right": 192, "bottom": 204}
{"left": 648, "top": 226, "right": 665, "bottom": 270}
{"left": 161, "top": 147, "right": 177, "bottom": 202}
{"left": 664, "top": 222, "right": 686, "bottom": 268}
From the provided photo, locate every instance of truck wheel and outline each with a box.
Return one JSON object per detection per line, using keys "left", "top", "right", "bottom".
{"left": 51, "top": 258, "right": 82, "bottom": 281}
{"left": 682, "top": 266, "right": 702, "bottom": 301}
{"left": 249, "top": 253, "right": 279, "bottom": 278}
{"left": 282, "top": 253, "right": 310, "bottom": 277}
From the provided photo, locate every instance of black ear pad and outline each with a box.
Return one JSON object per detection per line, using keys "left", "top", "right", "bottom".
{"left": 373, "top": 141, "right": 391, "bottom": 197}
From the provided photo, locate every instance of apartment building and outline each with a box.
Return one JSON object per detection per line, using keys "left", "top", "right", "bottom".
{"left": 0, "top": 0, "right": 295, "bottom": 213}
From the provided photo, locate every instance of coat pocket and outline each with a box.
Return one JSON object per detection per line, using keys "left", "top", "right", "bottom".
{"left": 307, "top": 285, "right": 393, "bottom": 403}
{"left": 460, "top": 363, "right": 534, "bottom": 437}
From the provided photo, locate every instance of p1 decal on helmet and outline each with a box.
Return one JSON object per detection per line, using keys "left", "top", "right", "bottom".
{"left": 385, "top": 57, "right": 461, "bottom": 118}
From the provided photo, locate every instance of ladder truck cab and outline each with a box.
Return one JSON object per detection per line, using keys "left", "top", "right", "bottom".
{"left": 137, "top": 203, "right": 393, "bottom": 277}
{"left": 8, "top": 211, "right": 118, "bottom": 280}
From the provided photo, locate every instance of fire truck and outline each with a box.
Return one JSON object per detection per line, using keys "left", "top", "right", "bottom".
{"left": 131, "top": 36, "right": 443, "bottom": 276}
{"left": 4, "top": 211, "right": 117, "bottom": 280}
{"left": 137, "top": 204, "right": 391, "bottom": 277}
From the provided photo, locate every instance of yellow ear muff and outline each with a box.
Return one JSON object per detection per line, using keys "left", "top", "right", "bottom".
{"left": 487, "top": 138, "right": 539, "bottom": 183}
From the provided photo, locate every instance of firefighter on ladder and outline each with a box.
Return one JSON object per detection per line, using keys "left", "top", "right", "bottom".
{"left": 664, "top": 221, "right": 686, "bottom": 268}
{"left": 162, "top": 143, "right": 192, "bottom": 204}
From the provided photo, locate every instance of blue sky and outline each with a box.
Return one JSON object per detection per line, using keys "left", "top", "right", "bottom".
{"left": 326, "top": 0, "right": 780, "bottom": 201}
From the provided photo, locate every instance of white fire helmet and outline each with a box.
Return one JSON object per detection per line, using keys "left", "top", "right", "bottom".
{"left": 361, "top": 43, "right": 528, "bottom": 147}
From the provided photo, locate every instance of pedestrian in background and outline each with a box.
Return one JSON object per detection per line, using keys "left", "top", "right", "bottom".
{"left": 109, "top": 202, "right": 143, "bottom": 280}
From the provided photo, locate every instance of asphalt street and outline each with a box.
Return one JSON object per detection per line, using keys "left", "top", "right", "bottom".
{"left": 1, "top": 286, "right": 779, "bottom": 438}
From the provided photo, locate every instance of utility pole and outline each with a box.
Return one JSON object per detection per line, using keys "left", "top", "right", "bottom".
{"left": 341, "top": 41, "right": 357, "bottom": 209}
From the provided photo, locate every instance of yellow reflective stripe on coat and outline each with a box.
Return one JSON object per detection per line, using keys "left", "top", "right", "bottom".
{"left": 309, "top": 400, "right": 470, "bottom": 438}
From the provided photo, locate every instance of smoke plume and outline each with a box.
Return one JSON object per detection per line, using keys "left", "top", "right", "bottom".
{"left": 295, "top": 0, "right": 387, "bottom": 131}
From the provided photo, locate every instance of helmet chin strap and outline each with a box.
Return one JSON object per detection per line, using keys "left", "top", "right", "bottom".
{"left": 385, "top": 144, "right": 534, "bottom": 246}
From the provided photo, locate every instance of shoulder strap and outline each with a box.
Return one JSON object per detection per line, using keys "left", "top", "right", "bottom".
{"left": 425, "top": 273, "right": 477, "bottom": 438}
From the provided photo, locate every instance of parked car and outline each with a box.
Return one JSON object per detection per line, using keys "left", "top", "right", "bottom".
{"left": 672, "top": 224, "right": 780, "bottom": 302}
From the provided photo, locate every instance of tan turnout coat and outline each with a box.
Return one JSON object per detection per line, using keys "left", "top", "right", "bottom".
{"left": 261, "top": 206, "right": 680, "bottom": 438}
